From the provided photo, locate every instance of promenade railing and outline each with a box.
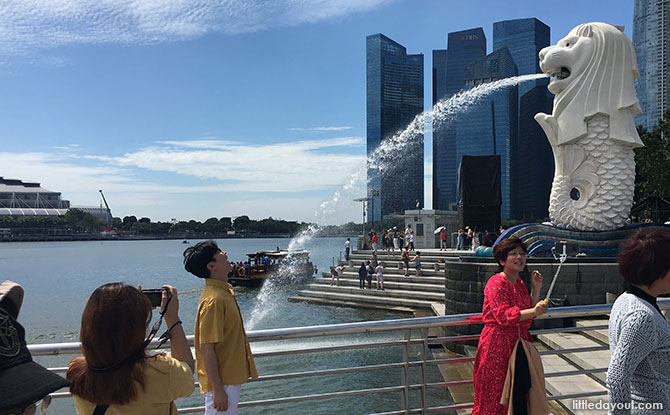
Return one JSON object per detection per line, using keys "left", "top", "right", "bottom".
{"left": 30, "top": 301, "right": 670, "bottom": 414}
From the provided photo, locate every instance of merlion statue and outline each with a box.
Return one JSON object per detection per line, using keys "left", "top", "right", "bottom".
{"left": 535, "top": 22, "right": 643, "bottom": 231}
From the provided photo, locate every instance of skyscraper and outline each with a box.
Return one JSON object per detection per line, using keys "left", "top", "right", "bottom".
{"left": 366, "top": 34, "right": 424, "bottom": 222}
{"left": 493, "top": 18, "right": 553, "bottom": 220}
{"left": 458, "top": 48, "right": 518, "bottom": 219}
{"left": 633, "top": 0, "right": 670, "bottom": 130}
{"left": 432, "top": 28, "right": 486, "bottom": 211}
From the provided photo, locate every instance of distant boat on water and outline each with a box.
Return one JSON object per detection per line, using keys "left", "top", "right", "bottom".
{"left": 228, "top": 249, "right": 315, "bottom": 288}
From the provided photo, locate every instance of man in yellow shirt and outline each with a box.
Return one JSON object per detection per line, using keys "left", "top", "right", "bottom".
{"left": 183, "top": 241, "right": 258, "bottom": 415}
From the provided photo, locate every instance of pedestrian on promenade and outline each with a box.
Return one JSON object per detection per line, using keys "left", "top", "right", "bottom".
{"left": 439, "top": 228, "right": 447, "bottom": 251}
{"left": 472, "top": 237, "right": 548, "bottom": 415}
{"left": 67, "top": 283, "right": 194, "bottom": 415}
{"left": 607, "top": 231, "right": 670, "bottom": 412}
{"left": 456, "top": 228, "right": 464, "bottom": 250}
{"left": 404, "top": 225, "right": 413, "bottom": 249}
{"left": 401, "top": 248, "right": 410, "bottom": 277}
{"left": 365, "top": 261, "right": 374, "bottom": 289}
{"left": 371, "top": 232, "right": 378, "bottom": 252}
{"left": 471, "top": 227, "right": 480, "bottom": 252}
{"left": 344, "top": 238, "right": 351, "bottom": 261}
{"left": 375, "top": 262, "right": 385, "bottom": 290}
{"left": 411, "top": 252, "right": 422, "bottom": 277}
{"left": 358, "top": 262, "right": 367, "bottom": 289}
{"left": 183, "top": 241, "right": 258, "bottom": 415}
{"left": 370, "top": 251, "right": 378, "bottom": 269}
{"left": 408, "top": 230, "right": 415, "bottom": 251}
{"left": 392, "top": 227, "right": 399, "bottom": 252}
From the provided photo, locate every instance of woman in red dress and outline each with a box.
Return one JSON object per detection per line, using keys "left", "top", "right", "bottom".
{"left": 472, "top": 237, "right": 548, "bottom": 415}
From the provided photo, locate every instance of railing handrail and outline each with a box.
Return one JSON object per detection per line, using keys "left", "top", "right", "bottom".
{"left": 28, "top": 300, "right": 670, "bottom": 356}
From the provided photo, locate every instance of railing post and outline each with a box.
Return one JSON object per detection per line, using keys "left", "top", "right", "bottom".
{"left": 420, "top": 327, "right": 428, "bottom": 414}
{"left": 401, "top": 328, "right": 411, "bottom": 413}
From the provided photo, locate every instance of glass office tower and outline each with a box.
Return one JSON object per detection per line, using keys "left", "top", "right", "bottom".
{"left": 493, "top": 18, "right": 553, "bottom": 220}
{"left": 634, "top": 0, "right": 670, "bottom": 130}
{"left": 366, "top": 34, "right": 424, "bottom": 222}
{"left": 458, "top": 48, "right": 518, "bottom": 220}
{"left": 432, "top": 28, "right": 486, "bottom": 211}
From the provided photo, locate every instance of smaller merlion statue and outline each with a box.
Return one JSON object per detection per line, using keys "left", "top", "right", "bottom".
{"left": 535, "top": 22, "right": 643, "bottom": 231}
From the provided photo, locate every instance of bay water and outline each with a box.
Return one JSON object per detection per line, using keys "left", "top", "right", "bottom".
{"left": 2, "top": 238, "right": 446, "bottom": 414}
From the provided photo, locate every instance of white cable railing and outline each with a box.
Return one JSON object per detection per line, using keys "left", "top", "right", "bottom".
{"left": 29, "top": 301, "right": 670, "bottom": 414}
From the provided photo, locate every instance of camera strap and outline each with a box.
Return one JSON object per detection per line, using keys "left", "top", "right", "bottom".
{"left": 144, "top": 289, "right": 173, "bottom": 349}
{"left": 93, "top": 405, "right": 109, "bottom": 415}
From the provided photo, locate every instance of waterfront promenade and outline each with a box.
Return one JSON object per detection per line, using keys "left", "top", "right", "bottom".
{"left": 291, "top": 247, "right": 645, "bottom": 415}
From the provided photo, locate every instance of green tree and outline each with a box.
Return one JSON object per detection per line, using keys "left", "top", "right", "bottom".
{"left": 219, "top": 217, "right": 233, "bottom": 231}
{"left": 634, "top": 111, "right": 670, "bottom": 200}
{"left": 233, "top": 215, "right": 251, "bottom": 231}
{"left": 122, "top": 216, "right": 137, "bottom": 231}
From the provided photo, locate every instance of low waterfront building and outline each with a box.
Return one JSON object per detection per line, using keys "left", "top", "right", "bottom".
{"left": 402, "top": 209, "right": 458, "bottom": 248}
{"left": 0, "top": 177, "right": 70, "bottom": 216}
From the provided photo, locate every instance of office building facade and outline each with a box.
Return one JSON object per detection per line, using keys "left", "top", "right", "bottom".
{"left": 493, "top": 18, "right": 553, "bottom": 220}
{"left": 432, "top": 28, "right": 486, "bottom": 211}
{"left": 366, "top": 34, "right": 424, "bottom": 222}
{"left": 633, "top": 0, "right": 670, "bottom": 130}
{"left": 458, "top": 48, "right": 518, "bottom": 219}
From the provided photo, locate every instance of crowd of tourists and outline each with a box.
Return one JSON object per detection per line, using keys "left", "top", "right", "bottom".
{"left": 365, "top": 224, "right": 416, "bottom": 253}
{"left": 0, "top": 240, "right": 255, "bottom": 415}
{"left": 2, "top": 230, "right": 669, "bottom": 414}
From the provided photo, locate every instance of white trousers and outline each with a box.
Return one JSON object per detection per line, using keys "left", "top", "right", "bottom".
{"left": 204, "top": 385, "right": 242, "bottom": 415}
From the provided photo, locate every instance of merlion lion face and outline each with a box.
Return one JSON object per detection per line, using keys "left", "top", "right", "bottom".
{"left": 538, "top": 30, "right": 594, "bottom": 95}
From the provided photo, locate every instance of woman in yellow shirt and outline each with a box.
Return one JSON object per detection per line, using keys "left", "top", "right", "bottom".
{"left": 67, "top": 283, "right": 194, "bottom": 414}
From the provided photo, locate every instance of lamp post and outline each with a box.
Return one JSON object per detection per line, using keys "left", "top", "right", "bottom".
{"left": 354, "top": 197, "right": 372, "bottom": 250}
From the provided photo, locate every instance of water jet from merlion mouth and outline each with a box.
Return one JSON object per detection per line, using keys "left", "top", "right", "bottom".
{"left": 245, "top": 73, "right": 548, "bottom": 329}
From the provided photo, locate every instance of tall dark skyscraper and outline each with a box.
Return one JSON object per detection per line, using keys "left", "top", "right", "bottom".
{"left": 458, "top": 48, "right": 518, "bottom": 219}
{"left": 493, "top": 18, "right": 553, "bottom": 220}
{"left": 432, "top": 28, "right": 486, "bottom": 211}
{"left": 366, "top": 34, "right": 424, "bottom": 222}
{"left": 633, "top": 0, "right": 670, "bottom": 130}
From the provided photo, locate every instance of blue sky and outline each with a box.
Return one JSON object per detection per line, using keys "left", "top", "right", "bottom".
{"left": 0, "top": 0, "right": 634, "bottom": 224}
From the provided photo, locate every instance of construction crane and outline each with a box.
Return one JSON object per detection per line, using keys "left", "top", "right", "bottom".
{"left": 98, "top": 190, "right": 113, "bottom": 225}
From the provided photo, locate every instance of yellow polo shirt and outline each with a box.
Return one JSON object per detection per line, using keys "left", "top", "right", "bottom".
{"left": 195, "top": 278, "right": 258, "bottom": 393}
{"left": 71, "top": 354, "right": 194, "bottom": 415}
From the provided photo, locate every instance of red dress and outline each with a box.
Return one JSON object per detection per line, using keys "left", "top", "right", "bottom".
{"left": 472, "top": 273, "right": 534, "bottom": 415}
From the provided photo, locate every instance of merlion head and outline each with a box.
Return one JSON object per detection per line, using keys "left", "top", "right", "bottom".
{"left": 538, "top": 22, "right": 643, "bottom": 147}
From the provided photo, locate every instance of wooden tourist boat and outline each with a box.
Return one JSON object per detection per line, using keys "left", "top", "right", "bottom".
{"left": 228, "top": 249, "right": 316, "bottom": 287}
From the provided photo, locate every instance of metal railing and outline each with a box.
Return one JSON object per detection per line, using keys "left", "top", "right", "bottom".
{"left": 29, "top": 301, "right": 670, "bottom": 414}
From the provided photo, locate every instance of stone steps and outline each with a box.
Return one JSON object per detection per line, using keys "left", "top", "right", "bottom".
{"left": 322, "top": 272, "right": 445, "bottom": 286}
{"left": 334, "top": 264, "right": 447, "bottom": 277}
{"left": 313, "top": 276, "right": 444, "bottom": 293}
{"left": 289, "top": 288, "right": 436, "bottom": 309}
{"left": 305, "top": 282, "right": 445, "bottom": 302}
{"left": 535, "top": 318, "right": 610, "bottom": 414}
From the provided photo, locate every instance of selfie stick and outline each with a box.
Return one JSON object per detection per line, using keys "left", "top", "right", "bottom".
{"left": 544, "top": 241, "right": 567, "bottom": 304}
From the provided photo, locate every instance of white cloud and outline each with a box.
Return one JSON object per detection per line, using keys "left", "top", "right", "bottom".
{"left": 288, "top": 126, "right": 354, "bottom": 132}
{"left": 0, "top": 0, "right": 395, "bottom": 56}
{"left": 0, "top": 135, "right": 368, "bottom": 223}
{"left": 89, "top": 137, "right": 365, "bottom": 192}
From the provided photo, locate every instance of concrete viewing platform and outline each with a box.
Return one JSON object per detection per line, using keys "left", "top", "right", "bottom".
{"left": 290, "top": 247, "right": 469, "bottom": 312}
{"left": 290, "top": 248, "right": 621, "bottom": 415}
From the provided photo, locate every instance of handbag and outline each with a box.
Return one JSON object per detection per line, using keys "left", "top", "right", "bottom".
{"left": 500, "top": 327, "right": 551, "bottom": 415}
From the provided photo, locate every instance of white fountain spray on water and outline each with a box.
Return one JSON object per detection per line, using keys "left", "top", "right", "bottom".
{"left": 246, "top": 73, "right": 548, "bottom": 329}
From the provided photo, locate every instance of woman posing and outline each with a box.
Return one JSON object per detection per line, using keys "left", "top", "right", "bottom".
{"left": 67, "top": 283, "right": 194, "bottom": 414}
{"left": 607, "top": 231, "right": 670, "bottom": 414}
{"left": 472, "top": 237, "right": 548, "bottom": 415}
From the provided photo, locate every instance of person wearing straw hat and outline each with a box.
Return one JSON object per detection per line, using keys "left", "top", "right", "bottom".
{"left": 0, "top": 280, "right": 71, "bottom": 415}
